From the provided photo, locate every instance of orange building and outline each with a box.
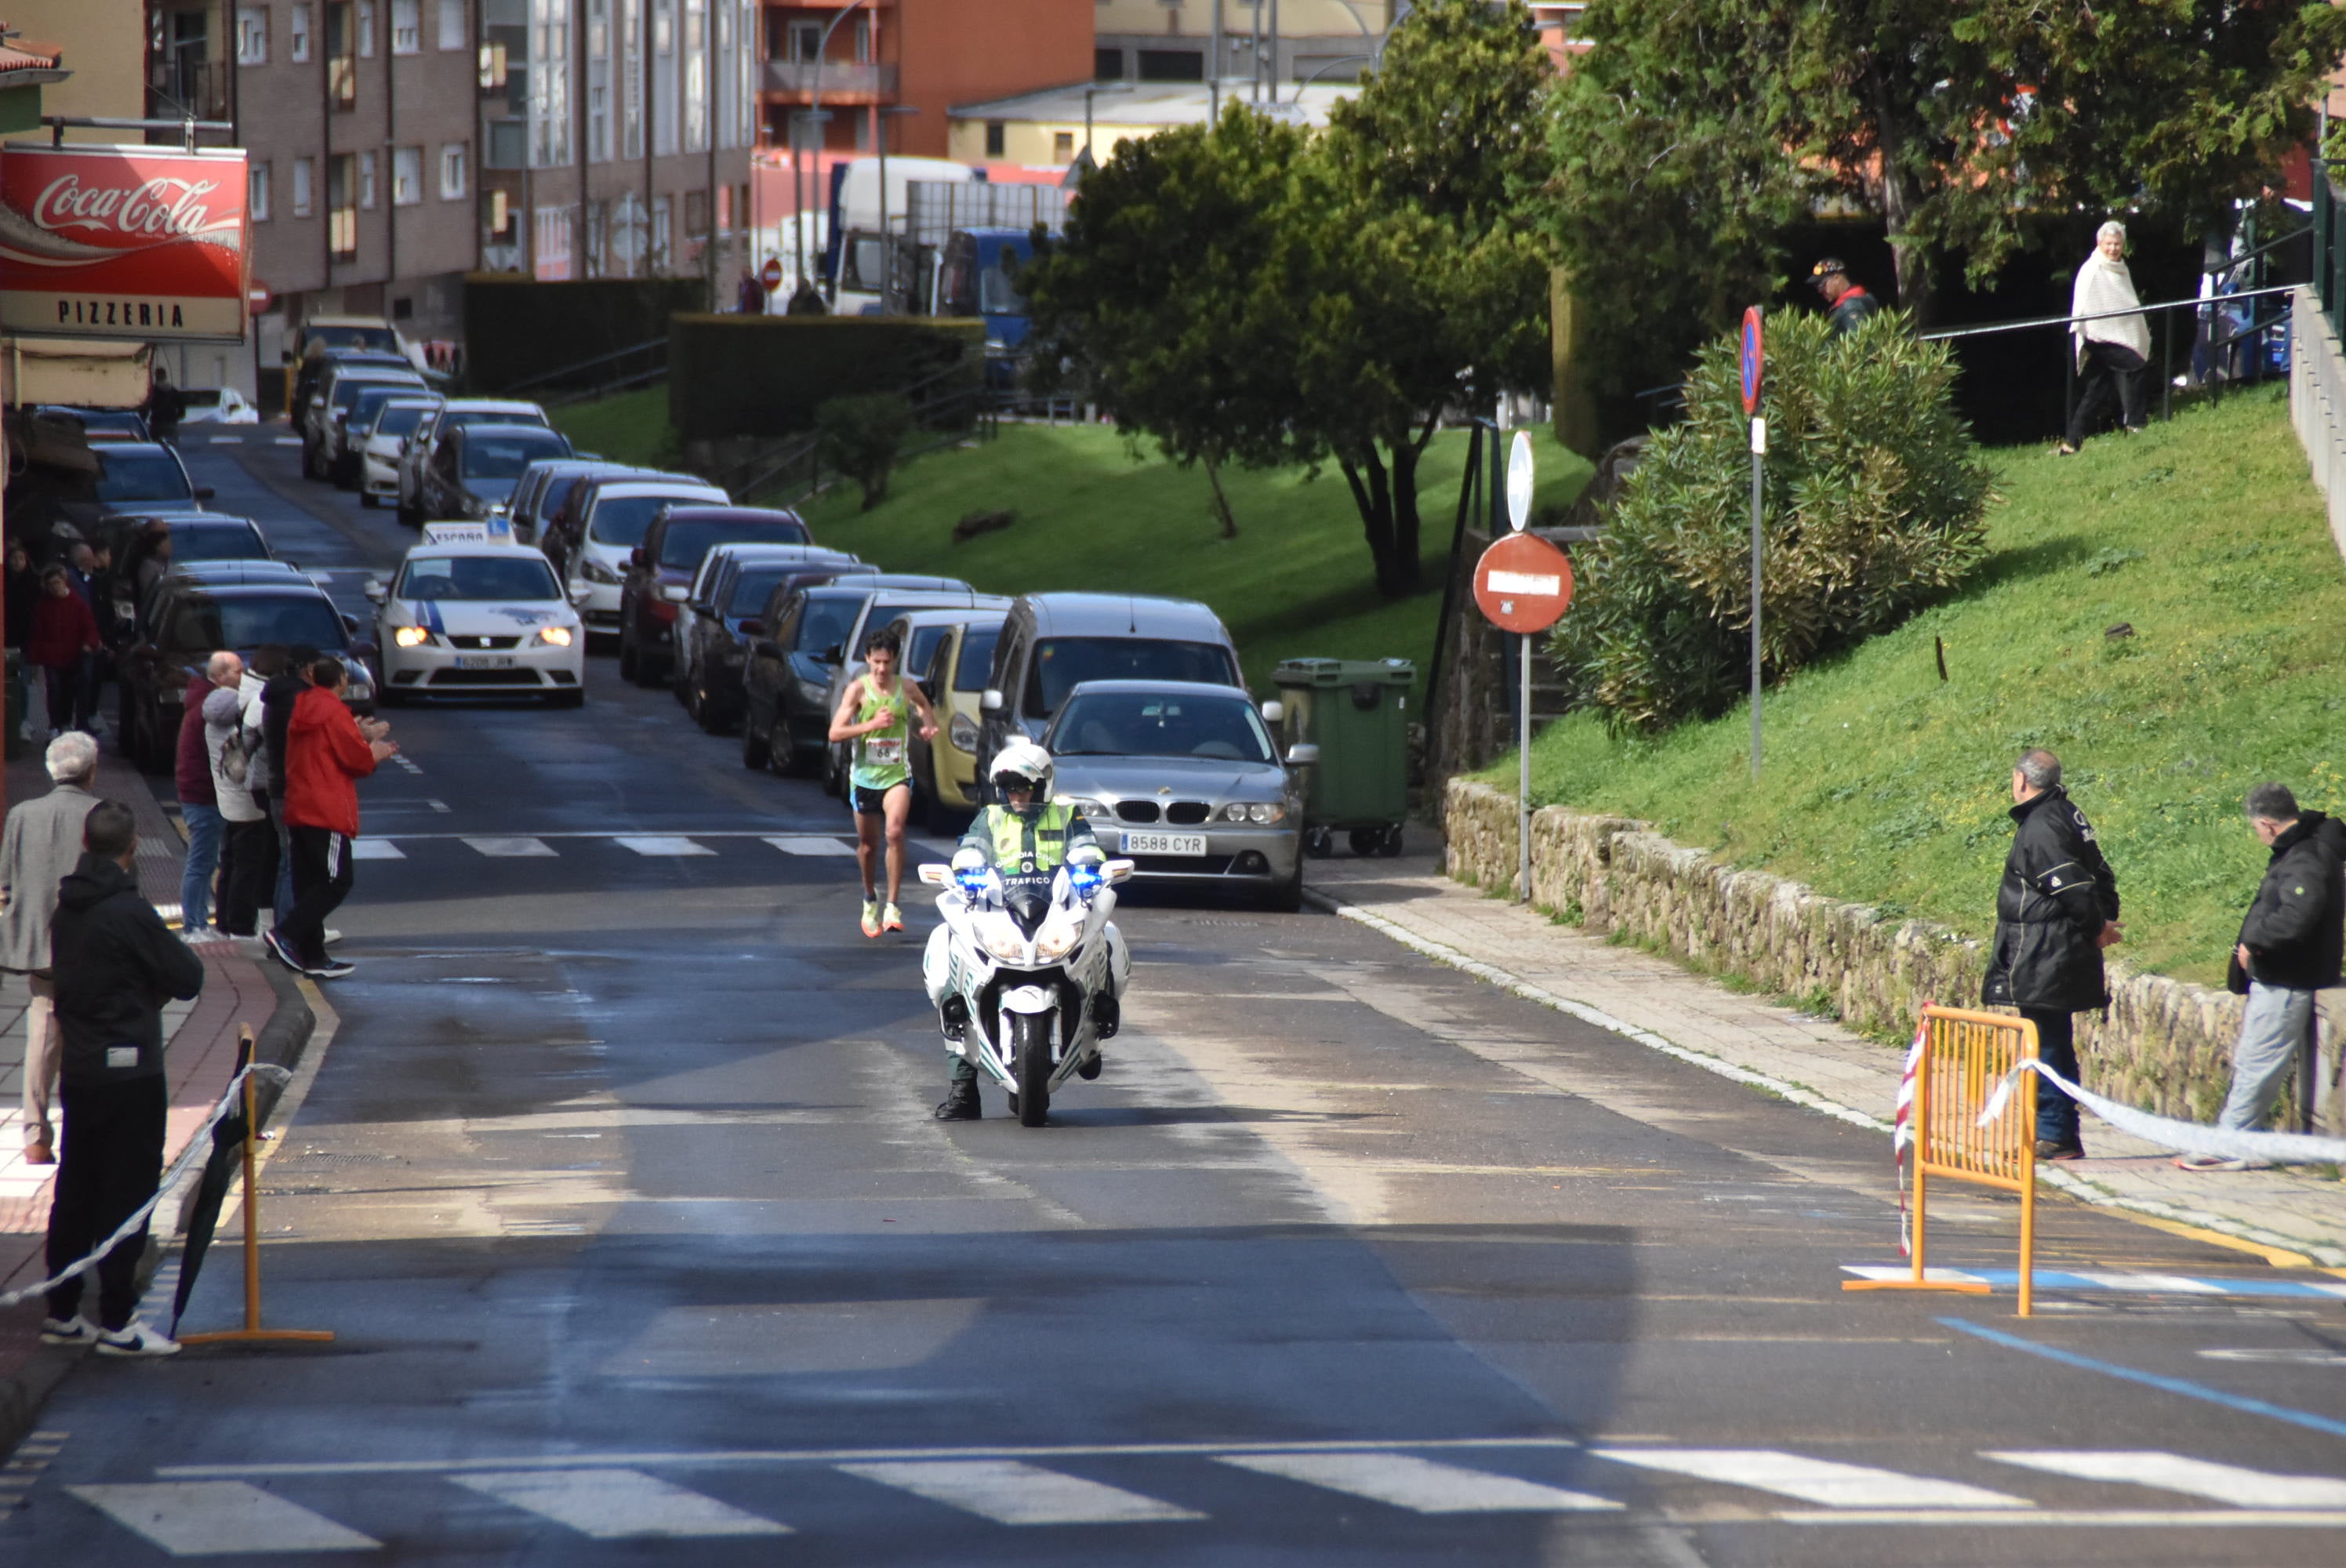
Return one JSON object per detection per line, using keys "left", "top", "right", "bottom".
{"left": 760, "top": 0, "right": 1095, "bottom": 159}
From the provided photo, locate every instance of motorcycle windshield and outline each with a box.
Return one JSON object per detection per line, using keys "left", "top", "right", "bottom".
{"left": 1001, "top": 871, "right": 1055, "bottom": 938}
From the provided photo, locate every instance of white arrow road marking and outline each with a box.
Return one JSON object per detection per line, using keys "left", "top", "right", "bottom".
{"left": 452, "top": 1468, "right": 790, "bottom": 1539}
{"left": 1221, "top": 1452, "right": 1622, "bottom": 1513}
{"left": 1590, "top": 1450, "right": 2031, "bottom": 1509}
{"left": 837, "top": 1460, "right": 1203, "bottom": 1525}
{"left": 68, "top": 1482, "right": 381, "bottom": 1554}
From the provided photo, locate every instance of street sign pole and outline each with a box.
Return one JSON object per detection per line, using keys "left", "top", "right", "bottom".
{"left": 1740, "top": 307, "right": 1765, "bottom": 780}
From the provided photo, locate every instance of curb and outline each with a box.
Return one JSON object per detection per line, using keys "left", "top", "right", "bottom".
{"left": 1303, "top": 886, "right": 2346, "bottom": 1271}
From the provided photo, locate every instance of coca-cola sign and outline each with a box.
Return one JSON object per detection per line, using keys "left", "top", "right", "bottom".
{"left": 0, "top": 143, "right": 251, "bottom": 343}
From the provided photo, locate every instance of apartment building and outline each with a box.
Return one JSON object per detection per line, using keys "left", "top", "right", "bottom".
{"left": 1092, "top": 0, "right": 1396, "bottom": 91}
{"left": 756, "top": 0, "right": 1090, "bottom": 161}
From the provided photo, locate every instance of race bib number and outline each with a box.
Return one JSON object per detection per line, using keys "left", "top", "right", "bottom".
{"left": 864, "top": 737, "right": 906, "bottom": 768}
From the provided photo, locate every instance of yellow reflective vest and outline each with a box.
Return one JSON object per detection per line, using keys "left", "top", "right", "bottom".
{"left": 963, "top": 802, "right": 1097, "bottom": 876}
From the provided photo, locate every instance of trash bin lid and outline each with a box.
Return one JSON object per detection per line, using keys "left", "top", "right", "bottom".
{"left": 1273, "top": 656, "right": 1415, "bottom": 688}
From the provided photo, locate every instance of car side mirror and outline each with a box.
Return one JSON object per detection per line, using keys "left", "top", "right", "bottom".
{"left": 981, "top": 688, "right": 1003, "bottom": 713}
{"left": 341, "top": 612, "right": 360, "bottom": 634}
{"left": 1285, "top": 743, "right": 1320, "bottom": 768}
{"left": 659, "top": 583, "right": 689, "bottom": 603}
{"left": 819, "top": 643, "right": 843, "bottom": 664}
{"left": 568, "top": 583, "right": 592, "bottom": 605}
{"left": 1260, "top": 699, "right": 1284, "bottom": 724}
{"left": 630, "top": 548, "right": 646, "bottom": 569}
{"left": 193, "top": 486, "right": 215, "bottom": 501}
{"left": 363, "top": 579, "right": 387, "bottom": 604}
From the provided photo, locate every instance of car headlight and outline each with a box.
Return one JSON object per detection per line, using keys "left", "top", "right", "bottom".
{"left": 393, "top": 626, "right": 430, "bottom": 648}
{"left": 1222, "top": 801, "right": 1286, "bottom": 824}
{"left": 982, "top": 927, "right": 1027, "bottom": 963}
{"left": 948, "top": 711, "right": 979, "bottom": 751}
{"left": 347, "top": 674, "right": 373, "bottom": 699}
{"left": 538, "top": 625, "right": 574, "bottom": 646}
{"left": 1056, "top": 795, "right": 1109, "bottom": 818}
{"left": 581, "top": 559, "right": 620, "bottom": 585}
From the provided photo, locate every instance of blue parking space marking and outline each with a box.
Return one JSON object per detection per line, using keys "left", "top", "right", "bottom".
{"left": 1843, "top": 1265, "right": 2346, "bottom": 1300}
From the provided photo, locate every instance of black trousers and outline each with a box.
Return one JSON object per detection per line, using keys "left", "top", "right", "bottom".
{"left": 2068, "top": 341, "right": 2147, "bottom": 444}
{"left": 2020, "top": 1007, "right": 2083, "bottom": 1150}
{"left": 45, "top": 1074, "right": 168, "bottom": 1330}
{"left": 216, "top": 817, "right": 271, "bottom": 937}
{"left": 281, "top": 823, "right": 354, "bottom": 968}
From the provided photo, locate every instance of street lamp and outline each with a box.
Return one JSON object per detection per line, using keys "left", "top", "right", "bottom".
{"left": 805, "top": 0, "right": 873, "bottom": 306}
{"left": 1082, "top": 81, "right": 1132, "bottom": 165}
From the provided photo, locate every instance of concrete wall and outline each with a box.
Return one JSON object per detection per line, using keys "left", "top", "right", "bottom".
{"left": 1443, "top": 778, "right": 2343, "bottom": 1131}
{"left": 2287, "top": 285, "right": 2346, "bottom": 567}
{"left": 13, "top": 0, "right": 143, "bottom": 139}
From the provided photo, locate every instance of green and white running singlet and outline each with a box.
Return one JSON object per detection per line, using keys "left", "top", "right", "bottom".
{"left": 849, "top": 679, "right": 912, "bottom": 792}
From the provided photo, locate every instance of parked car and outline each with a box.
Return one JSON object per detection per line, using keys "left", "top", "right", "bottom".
{"left": 356, "top": 394, "right": 445, "bottom": 509}
{"left": 329, "top": 382, "right": 429, "bottom": 487}
{"left": 177, "top": 386, "right": 258, "bottom": 425}
{"left": 89, "top": 441, "right": 211, "bottom": 516}
{"left": 367, "top": 539, "right": 584, "bottom": 706}
{"left": 819, "top": 586, "right": 1006, "bottom": 797}
{"left": 975, "top": 593, "right": 1244, "bottom": 791}
{"left": 303, "top": 361, "right": 424, "bottom": 479}
{"left": 905, "top": 610, "right": 1009, "bottom": 832}
{"left": 32, "top": 405, "right": 148, "bottom": 441}
{"left": 531, "top": 463, "right": 652, "bottom": 575}
{"left": 737, "top": 575, "right": 970, "bottom": 777}
{"left": 419, "top": 423, "right": 575, "bottom": 525}
{"left": 679, "top": 547, "right": 873, "bottom": 731}
{"left": 116, "top": 576, "right": 375, "bottom": 772}
{"left": 615, "top": 505, "right": 812, "bottom": 685}
{"left": 557, "top": 474, "right": 728, "bottom": 637}
{"left": 1043, "top": 678, "right": 1311, "bottom": 910}
{"left": 507, "top": 458, "right": 637, "bottom": 548}
{"left": 395, "top": 398, "right": 551, "bottom": 527}
{"left": 288, "top": 345, "right": 408, "bottom": 429}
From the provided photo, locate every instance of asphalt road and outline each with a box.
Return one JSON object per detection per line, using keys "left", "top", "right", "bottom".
{"left": 4, "top": 427, "right": 2343, "bottom": 1565}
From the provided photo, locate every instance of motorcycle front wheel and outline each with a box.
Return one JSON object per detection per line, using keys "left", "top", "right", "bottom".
{"left": 1012, "top": 1011, "right": 1052, "bottom": 1128}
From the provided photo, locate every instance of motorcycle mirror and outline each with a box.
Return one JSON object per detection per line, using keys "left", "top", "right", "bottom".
{"left": 918, "top": 863, "right": 951, "bottom": 886}
{"left": 981, "top": 688, "right": 1003, "bottom": 713}
{"left": 1260, "top": 699, "right": 1284, "bottom": 724}
{"left": 1102, "top": 858, "right": 1135, "bottom": 884}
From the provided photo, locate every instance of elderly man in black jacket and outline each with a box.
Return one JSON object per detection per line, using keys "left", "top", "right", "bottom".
{"left": 2178, "top": 783, "right": 2346, "bottom": 1171}
{"left": 38, "top": 800, "right": 205, "bottom": 1357}
{"left": 1984, "top": 749, "right": 2123, "bottom": 1160}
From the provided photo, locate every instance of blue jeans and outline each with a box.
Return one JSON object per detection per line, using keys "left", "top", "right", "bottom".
{"left": 2217, "top": 982, "right": 2319, "bottom": 1132}
{"left": 2021, "top": 1007, "right": 2082, "bottom": 1150}
{"left": 180, "top": 803, "right": 223, "bottom": 932}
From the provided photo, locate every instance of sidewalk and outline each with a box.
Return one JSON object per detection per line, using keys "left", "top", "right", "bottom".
{"left": 0, "top": 742, "right": 286, "bottom": 1443}
{"left": 1305, "top": 846, "right": 2346, "bottom": 1270}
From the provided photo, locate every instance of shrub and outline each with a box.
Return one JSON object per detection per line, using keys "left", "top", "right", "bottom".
{"left": 815, "top": 392, "right": 916, "bottom": 510}
{"left": 1550, "top": 310, "right": 1992, "bottom": 731}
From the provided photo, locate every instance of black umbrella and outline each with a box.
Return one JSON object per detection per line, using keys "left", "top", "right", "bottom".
{"left": 169, "top": 1034, "right": 252, "bottom": 1337}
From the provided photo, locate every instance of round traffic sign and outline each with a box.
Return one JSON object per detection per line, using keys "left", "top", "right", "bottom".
{"left": 1740, "top": 306, "right": 1763, "bottom": 416}
{"left": 247, "top": 281, "right": 274, "bottom": 315}
{"left": 1505, "top": 430, "right": 1535, "bottom": 532}
{"left": 760, "top": 256, "right": 784, "bottom": 292}
{"left": 1473, "top": 531, "right": 1574, "bottom": 634}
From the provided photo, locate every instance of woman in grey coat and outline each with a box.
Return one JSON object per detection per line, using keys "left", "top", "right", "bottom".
{"left": 0, "top": 731, "right": 100, "bottom": 1163}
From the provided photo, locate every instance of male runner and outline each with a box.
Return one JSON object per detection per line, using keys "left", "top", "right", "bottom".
{"left": 827, "top": 630, "right": 939, "bottom": 936}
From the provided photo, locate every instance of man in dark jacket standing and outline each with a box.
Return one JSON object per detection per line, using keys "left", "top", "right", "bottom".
{"left": 2178, "top": 784, "right": 2346, "bottom": 1170}
{"left": 1811, "top": 259, "right": 1884, "bottom": 336}
{"left": 39, "top": 800, "right": 205, "bottom": 1356}
{"left": 1984, "top": 749, "right": 2123, "bottom": 1160}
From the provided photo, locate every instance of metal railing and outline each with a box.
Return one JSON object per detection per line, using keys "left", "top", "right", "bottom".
{"left": 497, "top": 337, "right": 672, "bottom": 406}
{"left": 715, "top": 357, "right": 1000, "bottom": 503}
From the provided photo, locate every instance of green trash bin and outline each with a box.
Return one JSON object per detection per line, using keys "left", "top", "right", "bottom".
{"left": 1271, "top": 657, "right": 1414, "bottom": 857}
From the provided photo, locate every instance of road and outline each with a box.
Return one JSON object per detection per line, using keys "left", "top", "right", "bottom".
{"left": 3, "top": 426, "right": 2343, "bottom": 1565}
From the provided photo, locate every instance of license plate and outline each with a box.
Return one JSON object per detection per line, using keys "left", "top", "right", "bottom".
{"left": 454, "top": 655, "right": 516, "bottom": 670}
{"left": 1122, "top": 832, "right": 1207, "bottom": 856}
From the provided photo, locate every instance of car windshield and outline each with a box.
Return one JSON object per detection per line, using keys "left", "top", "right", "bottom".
{"left": 372, "top": 402, "right": 434, "bottom": 437}
{"left": 445, "top": 408, "right": 547, "bottom": 437}
{"left": 94, "top": 451, "right": 192, "bottom": 503}
{"left": 49, "top": 408, "right": 146, "bottom": 437}
{"left": 791, "top": 597, "right": 859, "bottom": 656}
{"left": 170, "top": 522, "right": 269, "bottom": 562}
{"left": 335, "top": 376, "right": 419, "bottom": 411}
{"left": 953, "top": 625, "right": 1000, "bottom": 691}
{"left": 347, "top": 384, "right": 413, "bottom": 421}
{"left": 1052, "top": 691, "right": 1275, "bottom": 764}
{"left": 163, "top": 594, "right": 346, "bottom": 655}
{"left": 659, "top": 518, "right": 809, "bottom": 569}
{"left": 722, "top": 566, "right": 797, "bottom": 617}
{"left": 398, "top": 554, "right": 562, "bottom": 601}
{"left": 309, "top": 325, "right": 401, "bottom": 354}
{"left": 1023, "top": 637, "right": 1238, "bottom": 718}
{"left": 979, "top": 254, "right": 1027, "bottom": 316}
{"left": 464, "top": 431, "right": 569, "bottom": 478}
{"left": 590, "top": 493, "right": 703, "bottom": 546}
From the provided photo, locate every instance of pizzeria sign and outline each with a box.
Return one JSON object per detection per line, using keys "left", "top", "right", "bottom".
{"left": 0, "top": 143, "right": 252, "bottom": 343}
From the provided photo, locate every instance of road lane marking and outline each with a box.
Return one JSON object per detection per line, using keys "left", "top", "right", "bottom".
{"left": 1780, "top": 1508, "right": 2346, "bottom": 1526}
{"left": 612, "top": 836, "right": 715, "bottom": 856}
{"left": 463, "top": 837, "right": 557, "bottom": 858}
{"left": 69, "top": 1481, "right": 381, "bottom": 1553}
{"left": 452, "top": 1468, "right": 790, "bottom": 1538}
{"left": 1984, "top": 1451, "right": 2346, "bottom": 1509}
{"left": 837, "top": 1459, "right": 1202, "bottom": 1525}
{"left": 349, "top": 839, "right": 406, "bottom": 860}
{"left": 1943, "top": 1318, "right": 2346, "bottom": 1441}
{"left": 1220, "top": 1452, "right": 1621, "bottom": 1513}
{"left": 764, "top": 835, "right": 858, "bottom": 855}
{"left": 1846, "top": 1266, "right": 2346, "bottom": 1301}
{"left": 1589, "top": 1450, "right": 2030, "bottom": 1510}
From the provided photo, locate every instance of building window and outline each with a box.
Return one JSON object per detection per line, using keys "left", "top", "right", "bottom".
{"left": 393, "top": 145, "right": 423, "bottom": 205}
{"left": 984, "top": 121, "right": 1004, "bottom": 158}
{"left": 852, "top": 13, "right": 869, "bottom": 62}
{"left": 487, "top": 119, "right": 525, "bottom": 169}
{"left": 291, "top": 2, "right": 312, "bottom": 60}
{"left": 440, "top": 143, "right": 467, "bottom": 199}
{"left": 357, "top": 0, "right": 376, "bottom": 56}
{"left": 359, "top": 150, "right": 378, "bottom": 208}
{"left": 391, "top": 0, "right": 419, "bottom": 50}
{"left": 249, "top": 161, "right": 271, "bottom": 220}
{"left": 292, "top": 158, "right": 314, "bottom": 216}
{"left": 1094, "top": 46, "right": 1121, "bottom": 81}
{"left": 1137, "top": 49, "right": 1203, "bottom": 82}
{"left": 236, "top": 5, "right": 269, "bottom": 65}
{"left": 328, "top": 154, "right": 357, "bottom": 259}
{"left": 1051, "top": 130, "right": 1073, "bottom": 164}
{"left": 786, "top": 19, "right": 819, "bottom": 61}
{"left": 438, "top": 0, "right": 464, "bottom": 49}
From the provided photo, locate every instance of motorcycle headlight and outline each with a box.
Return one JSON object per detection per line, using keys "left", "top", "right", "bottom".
{"left": 581, "top": 559, "right": 620, "bottom": 585}
{"left": 538, "top": 625, "right": 574, "bottom": 646}
{"left": 983, "top": 926, "right": 1028, "bottom": 963}
{"left": 948, "top": 711, "right": 979, "bottom": 751}
{"left": 1033, "top": 924, "right": 1078, "bottom": 961}
{"left": 393, "top": 626, "right": 430, "bottom": 648}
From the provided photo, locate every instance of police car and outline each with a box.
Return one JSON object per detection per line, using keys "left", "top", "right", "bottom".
{"left": 365, "top": 523, "right": 585, "bottom": 706}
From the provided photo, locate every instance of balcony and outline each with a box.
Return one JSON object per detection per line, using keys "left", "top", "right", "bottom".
{"left": 146, "top": 59, "right": 232, "bottom": 123}
{"left": 761, "top": 60, "right": 895, "bottom": 99}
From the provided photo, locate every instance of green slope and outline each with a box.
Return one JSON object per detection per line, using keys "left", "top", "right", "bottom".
{"left": 1490, "top": 386, "right": 2346, "bottom": 986}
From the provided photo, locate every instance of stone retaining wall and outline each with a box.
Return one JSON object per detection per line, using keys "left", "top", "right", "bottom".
{"left": 1443, "top": 778, "right": 2289, "bottom": 1123}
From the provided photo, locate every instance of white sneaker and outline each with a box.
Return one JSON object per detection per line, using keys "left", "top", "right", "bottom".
{"left": 39, "top": 1315, "right": 99, "bottom": 1346}
{"left": 323, "top": 927, "right": 343, "bottom": 946}
{"left": 95, "top": 1319, "right": 181, "bottom": 1357}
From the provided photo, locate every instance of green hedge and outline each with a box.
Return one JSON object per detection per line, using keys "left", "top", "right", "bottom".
{"left": 462, "top": 274, "right": 708, "bottom": 394}
{"left": 666, "top": 314, "right": 984, "bottom": 442}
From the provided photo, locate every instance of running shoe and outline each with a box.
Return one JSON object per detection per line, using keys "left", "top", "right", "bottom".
{"left": 882, "top": 902, "right": 903, "bottom": 933}
{"left": 95, "top": 1319, "right": 181, "bottom": 1357}
{"left": 39, "top": 1315, "right": 98, "bottom": 1346}
{"left": 860, "top": 898, "right": 881, "bottom": 938}
{"left": 312, "top": 957, "right": 357, "bottom": 980}
{"left": 261, "top": 927, "right": 300, "bottom": 971}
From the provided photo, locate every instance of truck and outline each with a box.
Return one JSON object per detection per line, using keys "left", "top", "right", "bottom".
{"left": 823, "top": 157, "right": 984, "bottom": 315}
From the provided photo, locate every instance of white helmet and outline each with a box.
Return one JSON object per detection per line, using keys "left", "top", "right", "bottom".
{"left": 990, "top": 739, "right": 1054, "bottom": 800}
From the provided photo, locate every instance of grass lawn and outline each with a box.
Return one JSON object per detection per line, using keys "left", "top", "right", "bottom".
{"left": 549, "top": 388, "right": 674, "bottom": 469}
{"left": 790, "top": 421, "right": 1594, "bottom": 697}
{"left": 1485, "top": 385, "right": 2346, "bottom": 987}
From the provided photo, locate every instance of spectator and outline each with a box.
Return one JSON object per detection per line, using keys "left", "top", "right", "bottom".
{"left": 64, "top": 542, "right": 96, "bottom": 604}
{"left": 203, "top": 682, "right": 270, "bottom": 938}
{"left": 258, "top": 644, "right": 316, "bottom": 920}
{"left": 785, "top": 281, "right": 828, "bottom": 317}
{"left": 736, "top": 269, "right": 765, "bottom": 314}
{"left": 267, "top": 658, "right": 394, "bottom": 980}
{"left": 5, "top": 539, "right": 36, "bottom": 652}
{"left": 1983, "top": 748, "right": 2123, "bottom": 1160}
{"left": 2178, "top": 785, "right": 2346, "bottom": 1170}
{"left": 26, "top": 566, "right": 102, "bottom": 735}
{"left": 0, "top": 732, "right": 100, "bottom": 1166}
{"left": 1810, "top": 259, "right": 1883, "bottom": 336}
{"left": 2061, "top": 220, "right": 2150, "bottom": 456}
{"left": 175, "top": 651, "right": 241, "bottom": 935}
{"left": 38, "top": 798, "right": 204, "bottom": 1357}
{"left": 143, "top": 364, "right": 187, "bottom": 445}
{"left": 133, "top": 525, "right": 175, "bottom": 601}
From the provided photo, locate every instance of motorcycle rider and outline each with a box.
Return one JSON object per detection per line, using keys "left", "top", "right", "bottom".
{"left": 929, "top": 739, "right": 1106, "bottom": 1121}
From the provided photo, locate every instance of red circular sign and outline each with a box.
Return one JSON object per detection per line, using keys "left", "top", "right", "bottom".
{"left": 760, "top": 256, "right": 784, "bottom": 292}
{"left": 1473, "top": 532, "right": 1574, "bottom": 634}
{"left": 247, "top": 281, "right": 274, "bottom": 315}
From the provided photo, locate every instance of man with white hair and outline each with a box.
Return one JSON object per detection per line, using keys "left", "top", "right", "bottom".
{"left": 175, "top": 650, "right": 242, "bottom": 935}
{"left": 0, "top": 731, "right": 100, "bottom": 1163}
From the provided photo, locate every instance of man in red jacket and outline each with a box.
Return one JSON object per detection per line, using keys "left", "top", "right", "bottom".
{"left": 265, "top": 659, "right": 395, "bottom": 979}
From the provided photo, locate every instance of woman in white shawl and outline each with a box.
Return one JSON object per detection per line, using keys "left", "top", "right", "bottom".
{"left": 2061, "top": 220, "right": 2150, "bottom": 455}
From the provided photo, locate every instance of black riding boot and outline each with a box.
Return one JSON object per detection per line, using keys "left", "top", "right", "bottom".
{"left": 934, "top": 1076, "right": 980, "bottom": 1121}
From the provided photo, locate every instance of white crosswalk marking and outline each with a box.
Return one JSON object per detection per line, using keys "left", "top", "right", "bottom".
{"left": 69, "top": 1481, "right": 382, "bottom": 1554}
{"left": 612, "top": 836, "right": 714, "bottom": 856}
{"left": 1222, "top": 1452, "right": 1622, "bottom": 1513}
{"left": 1985, "top": 1451, "right": 2346, "bottom": 1509}
{"left": 2070, "top": 1272, "right": 2226, "bottom": 1295}
{"left": 837, "top": 1459, "right": 1204, "bottom": 1525}
{"left": 349, "top": 838, "right": 406, "bottom": 860}
{"left": 463, "top": 837, "right": 557, "bottom": 858}
{"left": 764, "top": 835, "right": 858, "bottom": 856}
{"left": 1589, "top": 1450, "right": 2031, "bottom": 1509}
{"left": 452, "top": 1468, "right": 790, "bottom": 1538}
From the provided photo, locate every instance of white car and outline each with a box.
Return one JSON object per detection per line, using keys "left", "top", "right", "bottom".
{"left": 565, "top": 476, "right": 728, "bottom": 637}
{"left": 358, "top": 394, "right": 445, "bottom": 508}
{"left": 366, "top": 532, "right": 585, "bottom": 706}
{"left": 396, "top": 397, "right": 550, "bottom": 527}
{"left": 179, "top": 386, "right": 259, "bottom": 425}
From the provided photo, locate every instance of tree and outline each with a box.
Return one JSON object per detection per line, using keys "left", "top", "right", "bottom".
{"left": 1020, "top": 108, "right": 1317, "bottom": 539}
{"left": 815, "top": 392, "right": 914, "bottom": 510}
